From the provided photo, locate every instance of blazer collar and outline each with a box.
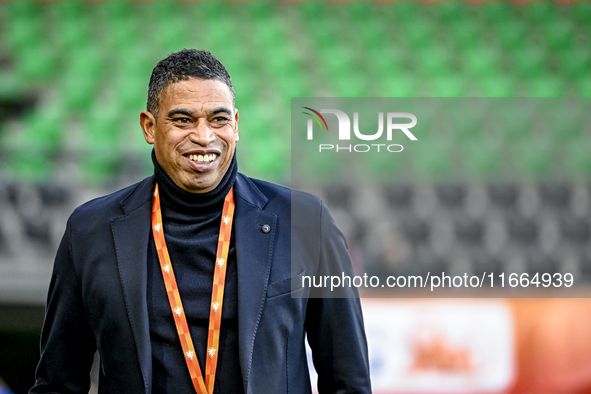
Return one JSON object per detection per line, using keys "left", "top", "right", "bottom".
{"left": 233, "top": 173, "right": 268, "bottom": 211}
{"left": 111, "top": 176, "right": 155, "bottom": 394}
{"left": 232, "top": 174, "right": 277, "bottom": 391}
{"left": 119, "top": 176, "right": 155, "bottom": 215}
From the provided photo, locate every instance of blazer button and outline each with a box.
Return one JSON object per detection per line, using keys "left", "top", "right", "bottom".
{"left": 262, "top": 224, "right": 271, "bottom": 233}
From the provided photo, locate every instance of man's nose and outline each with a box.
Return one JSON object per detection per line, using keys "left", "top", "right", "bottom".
{"left": 189, "top": 120, "right": 215, "bottom": 146}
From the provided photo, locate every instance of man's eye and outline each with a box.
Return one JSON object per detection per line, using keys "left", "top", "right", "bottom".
{"left": 174, "top": 118, "right": 190, "bottom": 124}
{"left": 213, "top": 117, "right": 230, "bottom": 122}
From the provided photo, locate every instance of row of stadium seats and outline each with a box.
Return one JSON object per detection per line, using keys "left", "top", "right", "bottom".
{"left": 315, "top": 181, "right": 591, "bottom": 283}
{"left": 1, "top": 0, "right": 591, "bottom": 184}
{"left": 2, "top": 180, "right": 591, "bottom": 286}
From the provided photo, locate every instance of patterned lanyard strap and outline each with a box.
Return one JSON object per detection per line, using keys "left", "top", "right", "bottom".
{"left": 151, "top": 183, "right": 235, "bottom": 394}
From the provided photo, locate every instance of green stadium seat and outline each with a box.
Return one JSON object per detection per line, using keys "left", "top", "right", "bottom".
{"left": 16, "top": 45, "right": 56, "bottom": 82}
{"left": 3, "top": 0, "right": 39, "bottom": 20}
{"left": 266, "top": 47, "right": 300, "bottom": 79}
{"left": 478, "top": 74, "right": 517, "bottom": 97}
{"left": 435, "top": 0, "right": 466, "bottom": 23}
{"left": 523, "top": 0, "right": 556, "bottom": 24}
{"left": 449, "top": 101, "right": 487, "bottom": 141}
{"left": 354, "top": 19, "right": 387, "bottom": 51}
{"left": 541, "top": 18, "right": 575, "bottom": 50}
{"left": 249, "top": 135, "right": 288, "bottom": 179}
{"left": 362, "top": 148, "right": 407, "bottom": 181}
{"left": 527, "top": 75, "right": 566, "bottom": 97}
{"left": 415, "top": 138, "right": 453, "bottom": 181}
{"left": 0, "top": 69, "right": 22, "bottom": 100}
{"left": 511, "top": 45, "right": 548, "bottom": 78}
{"left": 427, "top": 75, "right": 466, "bottom": 97}
{"left": 234, "top": 103, "right": 269, "bottom": 140}
{"left": 463, "top": 137, "right": 503, "bottom": 180}
{"left": 369, "top": 46, "right": 406, "bottom": 80}
{"left": 81, "top": 101, "right": 124, "bottom": 183}
{"left": 60, "top": 48, "right": 104, "bottom": 111}
{"left": 479, "top": 0, "right": 512, "bottom": 24}
{"left": 10, "top": 151, "right": 54, "bottom": 182}
{"left": 380, "top": 76, "right": 417, "bottom": 97}
{"left": 4, "top": 17, "right": 43, "bottom": 56}
{"left": 546, "top": 100, "right": 584, "bottom": 143}
{"left": 275, "top": 74, "right": 312, "bottom": 99}
{"left": 21, "top": 104, "right": 66, "bottom": 152}
{"left": 576, "top": 75, "right": 591, "bottom": 97}
{"left": 251, "top": 19, "right": 288, "bottom": 51}
{"left": 5, "top": 100, "right": 63, "bottom": 181}
{"left": 461, "top": 47, "right": 501, "bottom": 79}
{"left": 502, "top": 104, "right": 535, "bottom": 142}
{"left": 50, "top": 0, "right": 86, "bottom": 21}
{"left": 345, "top": 1, "right": 374, "bottom": 22}
{"left": 116, "top": 74, "right": 148, "bottom": 112}
{"left": 565, "top": 139, "right": 591, "bottom": 179}
{"left": 515, "top": 137, "right": 553, "bottom": 180}
{"left": 389, "top": 0, "right": 419, "bottom": 22}
{"left": 69, "top": 46, "right": 105, "bottom": 79}
{"left": 571, "top": 1, "right": 591, "bottom": 24}
{"left": 447, "top": 19, "right": 481, "bottom": 50}
{"left": 85, "top": 101, "right": 122, "bottom": 148}
{"left": 147, "top": 0, "right": 178, "bottom": 20}
{"left": 494, "top": 18, "right": 527, "bottom": 50}
{"left": 97, "top": 0, "right": 133, "bottom": 20}
{"left": 61, "top": 74, "right": 99, "bottom": 113}
{"left": 296, "top": 0, "right": 327, "bottom": 22}
{"left": 332, "top": 75, "right": 367, "bottom": 97}
{"left": 404, "top": 15, "right": 435, "bottom": 50}
{"left": 55, "top": 16, "right": 91, "bottom": 52}
{"left": 321, "top": 46, "right": 356, "bottom": 78}
{"left": 416, "top": 46, "right": 453, "bottom": 78}
{"left": 559, "top": 46, "right": 591, "bottom": 79}
{"left": 244, "top": 0, "right": 276, "bottom": 22}
{"left": 307, "top": 20, "right": 339, "bottom": 51}
{"left": 206, "top": 17, "right": 236, "bottom": 49}
{"left": 80, "top": 155, "right": 120, "bottom": 185}
{"left": 192, "top": 0, "right": 227, "bottom": 17}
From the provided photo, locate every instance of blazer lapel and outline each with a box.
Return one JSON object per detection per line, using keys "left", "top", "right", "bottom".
{"left": 108, "top": 174, "right": 277, "bottom": 393}
{"left": 233, "top": 175, "right": 277, "bottom": 389}
{"left": 111, "top": 177, "right": 154, "bottom": 394}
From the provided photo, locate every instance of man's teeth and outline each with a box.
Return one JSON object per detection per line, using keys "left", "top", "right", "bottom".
{"left": 188, "top": 154, "right": 216, "bottom": 163}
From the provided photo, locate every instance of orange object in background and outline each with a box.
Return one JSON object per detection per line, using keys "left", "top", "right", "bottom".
{"left": 410, "top": 334, "right": 473, "bottom": 374}
{"left": 510, "top": 298, "right": 591, "bottom": 393}
{"left": 352, "top": 298, "right": 591, "bottom": 393}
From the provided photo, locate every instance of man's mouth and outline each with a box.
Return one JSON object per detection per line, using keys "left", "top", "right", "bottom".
{"left": 186, "top": 153, "right": 218, "bottom": 164}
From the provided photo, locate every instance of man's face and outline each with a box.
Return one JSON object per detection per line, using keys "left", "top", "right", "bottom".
{"left": 140, "top": 78, "right": 239, "bottom": 193}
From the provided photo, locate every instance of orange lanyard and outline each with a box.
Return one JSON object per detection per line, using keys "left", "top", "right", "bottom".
{"left": 151, "top": 184, "right": 235, "bottom": 394}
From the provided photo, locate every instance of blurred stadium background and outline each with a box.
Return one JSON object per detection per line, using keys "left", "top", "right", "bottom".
{"left": 1, "top": 0, "right": 591, "bottom": 393}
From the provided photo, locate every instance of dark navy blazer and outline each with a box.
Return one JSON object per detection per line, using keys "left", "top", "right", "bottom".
{"left": 31, "top": 173, "right": 371, "bottom": 394}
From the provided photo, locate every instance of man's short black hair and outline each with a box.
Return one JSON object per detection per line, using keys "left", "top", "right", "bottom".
{"left": 147, "top": 49, "right": 235, "bottom": 116}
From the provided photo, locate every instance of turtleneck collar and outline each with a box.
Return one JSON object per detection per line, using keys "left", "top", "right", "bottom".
{"left": 152, "top": 149, "right": 237, "bottom": 217}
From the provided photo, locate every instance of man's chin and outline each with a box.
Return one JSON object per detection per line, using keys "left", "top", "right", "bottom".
{"left": 182, "top": 177, "right": 219, "bottom": 194}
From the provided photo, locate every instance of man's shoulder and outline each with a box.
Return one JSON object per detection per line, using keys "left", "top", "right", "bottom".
{"left": 238, "top": 173, "right": 322, "bottom": 208}
{"left": 69, "top": 176, "right": 154, "bottom": 224}
{"left": 237, "top": 173, "right": 324, "bottom": 221}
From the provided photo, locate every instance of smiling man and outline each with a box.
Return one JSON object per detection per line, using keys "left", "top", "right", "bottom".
{"left": 141, "top": 77, "right": 238, "bottom": 194}
{"left": 30, "top": 49, "right": 371, "bottom": 394}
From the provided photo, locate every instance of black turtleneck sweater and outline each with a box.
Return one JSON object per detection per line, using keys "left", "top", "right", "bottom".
{"left": 147, "top": 151, "right": 244, "bottom": 393}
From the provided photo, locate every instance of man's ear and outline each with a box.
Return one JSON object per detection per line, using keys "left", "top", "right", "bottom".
{"left": 234, "top": 108, "right": 239, "bottom": 142}
{"left": 140, "top": 111, "right": 156, "bottom": 144}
